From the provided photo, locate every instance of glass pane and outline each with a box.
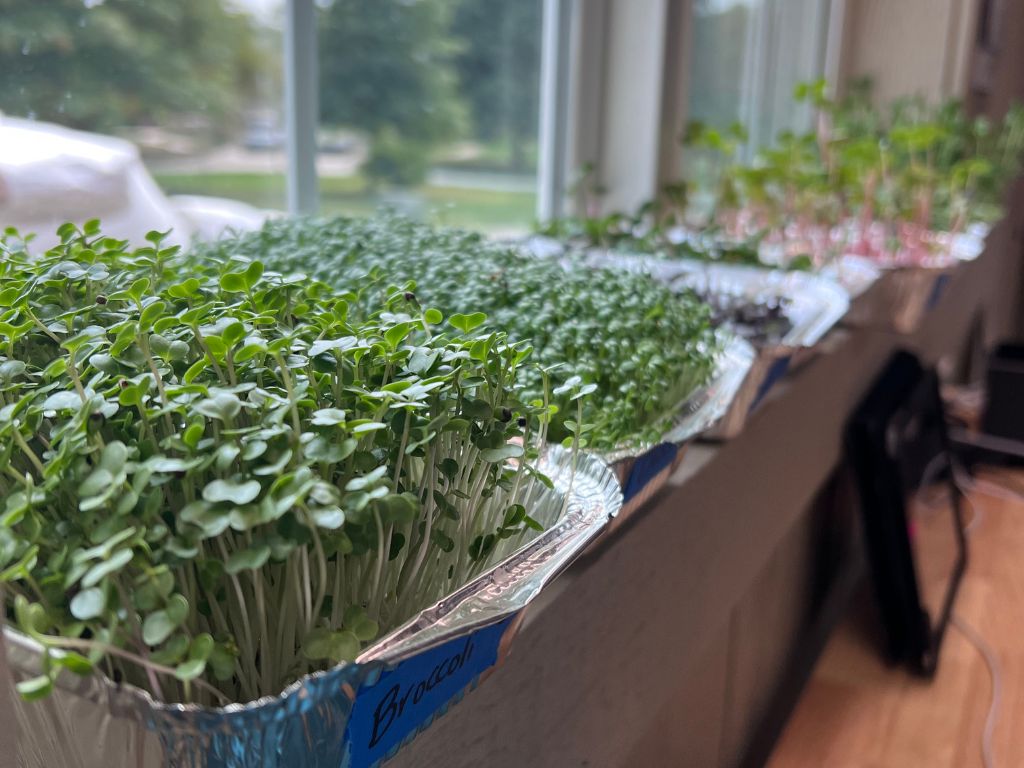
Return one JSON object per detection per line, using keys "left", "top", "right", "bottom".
{"left": 1, "top": 0, "right": 285, "bottom": 246}
{"left": 686, "top": 0, "right": 829, "bottom": 150}
{"left": 750, "top": 0, "right": 829, "bottom": 147}
{"left": 688, "top": 0, "right": 757, "bottom": 134}
{"left": 316, "top": 0, "right": 542, "bottom": 234}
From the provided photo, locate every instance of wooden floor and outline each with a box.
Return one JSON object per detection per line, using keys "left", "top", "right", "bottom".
{"left": 767, "top": 468, "right": 1024, "bottom": 768}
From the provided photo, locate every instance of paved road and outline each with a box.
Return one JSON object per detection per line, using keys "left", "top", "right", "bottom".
{"left": 148, "top": 144, "right": 535, "bottom": 194}
{"left": 147, "top": 143, "right": 366, "bottom": 177}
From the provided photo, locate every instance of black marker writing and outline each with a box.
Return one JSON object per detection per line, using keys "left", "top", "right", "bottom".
{"left": 368, "top": 635, "right": 475, "bottom": 749}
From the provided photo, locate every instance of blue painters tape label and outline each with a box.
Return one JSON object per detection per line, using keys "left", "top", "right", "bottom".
{"left": 343, "top": 615, "right": 515, "bottom": 767}
{"left": 622, "top": 442, "right": 678, "bottom": 502}
{"left": 925, "top": 273, "right": 951, "bottom": 312}
{"left": 751, "top": 355, "right": 791, "bottom": 411}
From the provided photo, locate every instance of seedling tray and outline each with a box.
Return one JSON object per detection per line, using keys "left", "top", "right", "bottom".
{"left": 3, "top": 448, "right": 620, "bottom": 768}
{"left": 601, "top": 333, "right": 754, "bottom": 526}
{"left": 515, "top": 237, "right": 756, "bottom": 518}
{"left": 581, "top": 252, "right": 847, "bottom": 439}
{"left": 666, "top": 262, "right": 847, "bottom": 438}
{"left": 841, "top": 223, "right": 990, "bottom": 334}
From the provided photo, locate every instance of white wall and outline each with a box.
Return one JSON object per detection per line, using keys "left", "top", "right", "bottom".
{"left": 589, "top": 0, "right": 671, "bottom": 212}
{"left": 840, "top": 0, "right": 981, "bottom": 102}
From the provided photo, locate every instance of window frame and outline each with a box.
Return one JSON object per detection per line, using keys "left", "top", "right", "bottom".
{"left": 537, "top": 0, "right": 576, "bottom": 222}
{"left": 284, "top": 0, "right": 319, "bottom": 215}
{"left": 283, "top": 0, "right": 567, "bottom": 222}
{"left": 281, "top": 0, "right": 847, "bottom": 221}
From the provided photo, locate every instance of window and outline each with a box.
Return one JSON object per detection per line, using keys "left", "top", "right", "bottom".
{"left": 686, "top": 0, "right": 832, "bottom": 154}
{"left": 315, "top": 0, "right": 544, "bottom": 234}
{"left": 150, "top": 0, "right": 287, "bottom": 212}
{"left": 687, "top": 0, "right": 754, "bottom": 136}
{"left": 0, "top": 0, "right": 287, "bottom": 244}
{"left": 1, "top": 0, "right": 548, "bottom": 241}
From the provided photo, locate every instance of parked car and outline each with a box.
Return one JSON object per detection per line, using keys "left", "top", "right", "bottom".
{"left": 243, "top": 116, "right": 285, "bottom": 150}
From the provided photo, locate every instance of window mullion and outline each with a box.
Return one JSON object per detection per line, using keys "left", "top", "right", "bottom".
{"left": 824, "top": 0, "right": 848, "bottom": 88}
{"left": 537, "top": 0, "right": 575, "bottom": 222}
{"left": 284, "top": 0, "right": 319, "bottom": 215}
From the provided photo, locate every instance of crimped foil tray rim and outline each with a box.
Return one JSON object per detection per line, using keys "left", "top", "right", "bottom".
{"left": 818, "top": 254, "right": 882, "bottom": 299}
{"left": 356, "top": 445, "right": 620, "bottom": 663}
{"left": 661, "top": 260, "right": 850, "bottom": 349}
{"left": 838, "top": 219, "right": 992, "bottom": 271}
{"left": 3, "top": 447, "right": 620, "bottom": 725}
{"left": 574, "top": 248, "right": 848, "bottom": 351}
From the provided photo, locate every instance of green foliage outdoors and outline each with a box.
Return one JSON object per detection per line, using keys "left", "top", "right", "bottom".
{"left": 450, "top": 0, "right": 541, "bottom": 173}
{"left": 318, "top": 0, "right": 464, "bottom": 187}
{"left": 0, "top": 0, "right": 266, "bottom": 135}
{"left": 2, "top": 0, "right": 542, "bottom": 197}
{"left": 318, "top": 0, "right": 541, "bottom": 185}
{"left": 153, "top": 172, "right": 537, "bottom": 232}
{"left": 0, "top": 221, "right": 570, "bottom": 705}
{"left": 193, "top": 214, "right": 720, "bottom": 451}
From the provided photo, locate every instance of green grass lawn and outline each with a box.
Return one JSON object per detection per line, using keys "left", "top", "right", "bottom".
{"left": 154, "top": 172, "right": 536, "bottom": 233}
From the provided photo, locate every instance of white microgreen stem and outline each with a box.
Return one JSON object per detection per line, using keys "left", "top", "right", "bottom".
{"left": 369, "top": 510, "right": 387, "bottom": 620}
{"left": 190, "top": 325, "right": 228, "bottom": 384}
{"left": 272, "top": 352, "right": 303, "bottom": 449}
{"left": 38, "top": 635, "right": 230, "bottom": 705}
{"left": 11, "top": 428, "right": 45, "bottom": 478}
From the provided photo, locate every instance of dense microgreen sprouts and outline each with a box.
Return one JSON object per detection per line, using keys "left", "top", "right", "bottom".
{"left": 538, "top": 82, "right": 1024, "bottom": 271}
{"left": 738, "top": 81, "right": 1024, "bottom": 266}
{"left": 193, "top": 214, "right": 720, "bottom": 451}
{"left": 0, "top": 222, "right": 564, "bottom": 706}
{"left": 819, "top": 80, "right": 1024, "bottom": 230}
{"left": 534, "top": 211, "right": 769, "bottom": 269}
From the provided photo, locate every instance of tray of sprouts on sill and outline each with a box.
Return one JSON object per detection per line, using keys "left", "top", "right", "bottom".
{"left": 0, "top": 223, "right": 623, "bottom": 768}
{"left": 574, "top": 250, "right": 849, "bottom": 439}
{"left": 192, "top": 213, "right": 757, "bottom": 524}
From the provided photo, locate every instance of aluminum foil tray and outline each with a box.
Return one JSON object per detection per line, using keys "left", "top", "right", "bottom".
{"left": 508, "top": 238, "right": 759, "bottom": 515}
{"left": 602, "top": 333, "right": 755, "bottom": 525}
{"left": 528, "top": 229, "right": 880, "bottom": 301}
{"left": 753, "top": 241, "right": 882, "bottom": 300}
{"left": 3, "top": 447, "right": 621, "bottom": 768}
{"left": 571, "top": 252, "right": 846, "bottom": 440}
{"left": 663, "top": 261, "right": 850, "bottom": 349}
{"left": 668, "top": 262, "right": 848, "bottom": 438}
{"left": 519, "top": 241, "right": 826, "bottom": 442}
{"left": 839, "top": 222, "right": 991, "bottom": 334}
{"left": 569, "top": 250, "right": 848, "bottom": 349}
{"left": 819, "top": 254, "right": 882, "bottom": 299}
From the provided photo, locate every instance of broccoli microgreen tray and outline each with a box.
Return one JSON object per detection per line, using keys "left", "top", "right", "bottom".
{"left": 194, "top": 214, "right": 721, "bottom": 452}
{"left": 0, "top": 222, "right": 586, "bottom": 707}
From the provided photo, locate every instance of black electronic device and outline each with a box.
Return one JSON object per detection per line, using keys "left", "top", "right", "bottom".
{"left": 982, "top": 342, "right": 1024, "bottom": 443}
{"left": 846, "top": 351, "right": 967, "bottom": 675}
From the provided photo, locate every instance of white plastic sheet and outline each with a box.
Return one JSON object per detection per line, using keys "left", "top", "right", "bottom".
{"left": 0, "top": 116, "right": 191, "bottom": 250}
{"left": 0, "top": 117, "right": 270, "bottom": 250}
